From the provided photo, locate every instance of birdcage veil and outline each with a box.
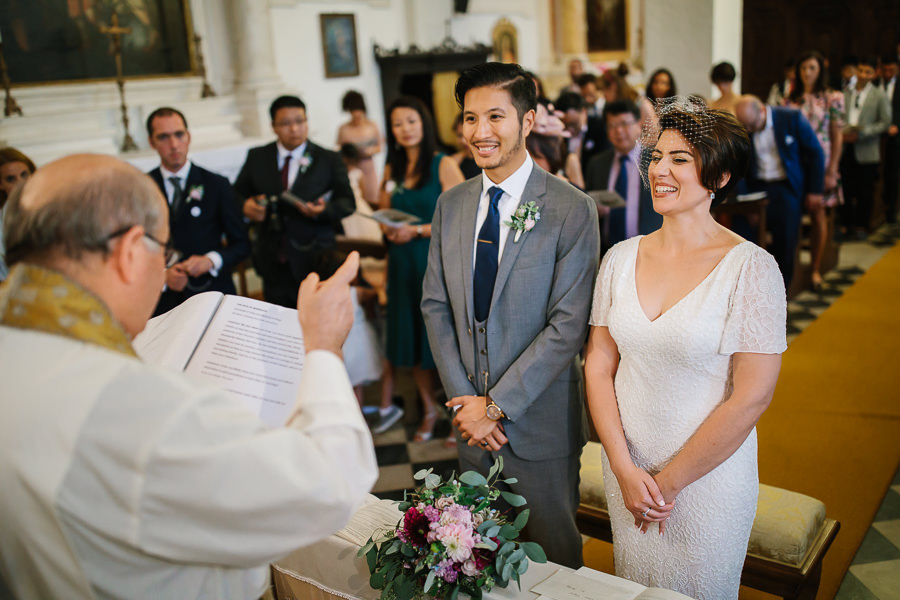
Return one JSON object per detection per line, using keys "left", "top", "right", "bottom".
{"left": 638, "top": 95, "right": 718, "bottom": 189}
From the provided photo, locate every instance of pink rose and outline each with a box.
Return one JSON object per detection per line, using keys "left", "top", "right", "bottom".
{"left": 524, "top": 217, "right": 536, "bottom": 231}
{"left": 461, "top": 559, "right": 479, "bottom": 577}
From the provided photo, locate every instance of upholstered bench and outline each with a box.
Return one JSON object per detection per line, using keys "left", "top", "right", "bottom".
{"left": 576, "top": 442, "right": 840, "bottom": 600}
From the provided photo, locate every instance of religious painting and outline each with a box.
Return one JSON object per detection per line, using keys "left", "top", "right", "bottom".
{"left": 586, "top": 0, "right": 630, "bottom": 56}
{"left": 320, "top": 14, "right": 360, "bottom": 78}
{"left": 0, "top": 0, "right": 195, "bottom": 84}
{"left": 491, "top": 19, "right": 518, "bottom": 65}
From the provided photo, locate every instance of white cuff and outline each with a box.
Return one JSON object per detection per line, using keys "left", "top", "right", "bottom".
{"left": 205, "top": 251, "right": 223, "bottom": 277}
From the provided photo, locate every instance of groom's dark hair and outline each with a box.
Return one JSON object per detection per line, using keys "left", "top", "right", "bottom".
{"left": 455, "top": 62, "right": 537, "bottom": 124}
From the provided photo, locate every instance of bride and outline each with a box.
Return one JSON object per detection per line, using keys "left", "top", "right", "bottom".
{"left": 583, "top": 97, "right": 787, "bottom": 599}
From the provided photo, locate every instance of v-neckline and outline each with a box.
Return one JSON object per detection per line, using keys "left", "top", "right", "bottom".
{"left": 632, "top": 237, "right": 748, "bottom": 324}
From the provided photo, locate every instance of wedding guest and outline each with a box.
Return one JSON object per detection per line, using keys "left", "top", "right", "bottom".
{"left": 735, "top": 94, "right": 825, "bottom": 287}
{"left": 785, "top": 51, "right": 844, "bottom": 290}
{"left": 881, "top": 53, "right": 900, "bottom": 224}
{"left": 337, "top": 90, "right": 383, "bottom": 207}
{"left": 642, "top": 68, "right": 678, "bottom": 125}
{"left": 559, "top": 57, "right": 585, "bottom": 96}
{"left": 601, "top": 70, "right": 639, "bottom": 105}
{"left": 524, "top": 70, "right": 547, "bottom": 99}
{"left": 528, "top": 98, "right": 582, "bottom": 188}
{"left": 0, "top": 147, "right": 36, "bottom": 281}
{"left": 557, "top": 91, "right": 610, "bottom": 176}
{"left": 839, "top": 55, "right": 859, "bottom": 90}
{"left": 576, "top": 73, "right": 605, "bottom": 117}
{"left": 585, "top": 98, "right": 786, "bottom": 599}
{"left": 709, "top": 62, "right": 739, "bottom": 114}
{"left": 840, "top": 56, "right": 891, "bottom": 238}
{"left": 145, "top": 107, "right": 250, "bottom": 315}
{"left": 767, "top": 57, "right": 796, "bottom": 106}
{"left": 380, "top": 96, "right": 464, "bottom": 441}
{"left": 450, "top": 113, "right": 482, "bottom": 179}
{"left": 0, "top": 154, "right": 377, "bottom": 599}
{"left": 338, "top": 143, "right": 383, "bottom": 242}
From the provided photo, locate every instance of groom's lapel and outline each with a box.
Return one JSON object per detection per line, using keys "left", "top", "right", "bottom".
{"left": 489, "top": 167, "right": 548, "bottom": 309}
{"left": 460, "top": 181, "right": 480, "bottom": 326}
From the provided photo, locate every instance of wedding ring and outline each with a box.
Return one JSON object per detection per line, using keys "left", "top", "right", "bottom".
{"left": 481, "top": 441, "right": 489, "bottom": 447}
{"left": 641, "top": 509, "right": 649, "bottom": 518}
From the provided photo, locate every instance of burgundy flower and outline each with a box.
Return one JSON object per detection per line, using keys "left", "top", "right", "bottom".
{"left": 401, "top": 507, "right": 431, "bottom": 548}
{"left": 473, "top": 537, "right": 498, "bottom": 571}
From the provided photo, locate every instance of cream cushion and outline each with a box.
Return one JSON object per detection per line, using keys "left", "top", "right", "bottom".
{"left": 578, "top": 441, "right": 826, "bottom": 567}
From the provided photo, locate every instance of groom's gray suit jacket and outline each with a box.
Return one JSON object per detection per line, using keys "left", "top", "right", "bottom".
{"left": 422, "top": 166, "right": 599, "bottom": 461}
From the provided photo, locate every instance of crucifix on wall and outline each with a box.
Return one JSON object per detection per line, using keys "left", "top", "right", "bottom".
{"left": 100, "top": 13, "right": 138, "bottom": 152}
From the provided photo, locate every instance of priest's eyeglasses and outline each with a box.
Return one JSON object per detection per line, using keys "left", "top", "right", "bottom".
{"left": 106, "top": 225, "right": 179, "bottom": 268}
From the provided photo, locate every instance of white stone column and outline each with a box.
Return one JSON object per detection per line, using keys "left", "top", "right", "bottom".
{"left": 229, "top": 0, "right": 284, "bottom": 136}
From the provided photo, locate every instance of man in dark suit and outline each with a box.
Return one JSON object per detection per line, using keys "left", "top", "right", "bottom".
{"left": 146, "top": 107, "right": 250, "bottom": 315}
{"left": 234, "top": 95, "right": 354, "bottom": 307}
{"left": 881, "top": 54, "right": 899, "bottom": 224}
{"left": 584, "top": 100, "right": 662, "bottom": 251}
{"left": 736, "top": 95, "right": 825, "bottom": 287}
{"left": 556, "top": 91, "right": 610, "bottom": 176}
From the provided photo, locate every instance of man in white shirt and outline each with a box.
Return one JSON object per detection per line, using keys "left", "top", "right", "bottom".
{"left": 422, "top": 63, "right": 599, "bottom": 568}
{"left": 841, "top": 57, "right": 891, "bottom": 238}
{"left": 146, "top": 107, "right": 250, "bottom": 315}
{"left": 0, "top": 154, "right": 377, "bottom": 599}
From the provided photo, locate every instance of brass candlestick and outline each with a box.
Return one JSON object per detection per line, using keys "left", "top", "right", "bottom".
{"left": 0, "top": 41, "right": 23, "bottom": 117}
{"left": 100, "top": 13, "right": 138, "bottom": 152}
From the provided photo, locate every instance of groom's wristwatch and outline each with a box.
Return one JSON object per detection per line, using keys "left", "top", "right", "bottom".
{"left": 485, "top": 396, "right": 505, "bottom": 421}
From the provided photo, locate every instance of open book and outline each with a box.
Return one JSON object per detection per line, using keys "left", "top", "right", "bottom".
{"left": 133, "top": 292, "right": 303, "bottom": 428}
{"left": 531, "top": 567, "right": 694, "bottom": 600}
{"left": 361, "top": 208, "right": 421, "bottom": 227}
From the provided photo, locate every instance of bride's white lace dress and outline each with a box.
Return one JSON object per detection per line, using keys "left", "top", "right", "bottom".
{"left": 589, "top": 236, "right": 786, "bottom": 600}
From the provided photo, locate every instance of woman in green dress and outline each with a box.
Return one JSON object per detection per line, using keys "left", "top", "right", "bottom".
{"left": 380, "top": 96, "right": 464, "bottom": 441}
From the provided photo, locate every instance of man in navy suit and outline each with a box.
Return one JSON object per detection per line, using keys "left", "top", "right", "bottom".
{"left": 234, "top": 96, "right": 355, "bottom": 307}
{"left": 584, "top": 100, "right": 662, "bottom": 251}
{"left": 735, "top": 95, "right": 825, "bottom": 287}
{"left": 146, "top": 107, "right": 250, "bottom": 315}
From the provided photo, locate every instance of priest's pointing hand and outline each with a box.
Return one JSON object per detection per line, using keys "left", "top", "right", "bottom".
{"left": 297, "top": 251, "right": 359, "bottom": 356}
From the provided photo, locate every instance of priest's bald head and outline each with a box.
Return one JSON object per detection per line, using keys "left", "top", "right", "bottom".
{"left": 4, "top": 154, "right": 170, "bottom": 338}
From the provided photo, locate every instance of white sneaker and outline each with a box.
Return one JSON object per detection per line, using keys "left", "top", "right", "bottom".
{"left": 372, "top": 405, "right": 404, "bottom": 434}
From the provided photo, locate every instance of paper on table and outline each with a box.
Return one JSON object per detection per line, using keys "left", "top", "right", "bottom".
{"left": 184, "top": 295, "right": 304, "bottom": 427}
{"left": 133, "top": 292, "right": 223, "bottom": 370}
{"left": 334, "top": 497, "right": 402, "bottom": 546}
{"left": 531, "top": 568, "right": 645, "bottom": 600}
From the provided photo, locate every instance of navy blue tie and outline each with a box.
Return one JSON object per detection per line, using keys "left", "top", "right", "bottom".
{"left": 473, "top": 186, "right": 504, "bottom": 322}
{"left": 614, "top": 154, "right": 629, "bottom": 201}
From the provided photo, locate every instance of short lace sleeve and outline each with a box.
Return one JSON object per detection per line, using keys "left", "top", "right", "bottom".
{"left": 589, "top": 244, "right": 621, "bottom": 327}
{"left": 719, "top": 247, "right": 787, "bottom": 355}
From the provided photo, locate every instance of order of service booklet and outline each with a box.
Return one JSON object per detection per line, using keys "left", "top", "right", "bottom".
{"left": 531, "top": 567, "right": 694, "bottom": 600}
{"left": 133, "top": 292, "right": 303, "bottom": 428}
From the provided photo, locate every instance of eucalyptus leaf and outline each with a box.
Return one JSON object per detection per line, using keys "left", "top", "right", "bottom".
{"left": 357, "top": 540, "right": 374, "bottom": 557}
{"left": 413, "top": 468, "right": 433, "bottom": 480}
{"left": 513, "top": 508, "right": 530, "bottom": 530}
{"left": 370, "top": 570, "right": 385, "bottom": 589}
{"left": 449, "top": 584, "right": 460, "bottom": 600}
{"left": 458, "top": 471, "right": 488, "bottom": 487}
{"left": 424, "top": 569, "right": 436, "bottom": 592}
{"left": 400, "top": 544, "right": 414, "bottom": 557}
{"left": 499, "top": 541, "right": 516, "bottom": 557}
{"left": 508, "top": 548, "right": 525, "bottom": 564}
{"left": 385, "top": 543, "right": 399, "bottom": 555}
{"left": 365, "top": 545, "right": 377, "bottom": 572}
{"left": 513, "top": 569, "right": 522, "bottom": 591}
{"left": 476, "top": 519, "right": 497, "bottom": 534}
{"left": 475, "top": 538, "right": 497, "bottom": 551}
{"left": 488, "top": 459, "right": 500, "bottom": 480}
{"left": 425, "top": 473, "right": 441, "bottom": 489}
{"left": 520, "top": 541, "right": 548, "bottom": 563}
{"left": 499, "top": 490, "right": 527, "bottom": 507}
{"left": 502, "top": 477, "right": 518, "bottom": 485}
{"left": 485, "top": 525, "right": 500, "bottom": 538}
{"left": 517, "top": 559, "right": 529, "bottom": 575}
{"left": 499, "top": 524, "right": 518, "bottom": 539}
{"left": 502, "top": 562, "right": 513, "bottom": 582}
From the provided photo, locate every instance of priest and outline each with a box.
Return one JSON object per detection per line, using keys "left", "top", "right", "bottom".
{"left": 0, "top": 154, "right": 377, "bottom": 599}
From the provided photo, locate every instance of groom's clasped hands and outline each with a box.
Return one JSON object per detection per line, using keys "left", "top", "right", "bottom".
{"left": 446, "top": 395, "right": 509, "bottom": 452}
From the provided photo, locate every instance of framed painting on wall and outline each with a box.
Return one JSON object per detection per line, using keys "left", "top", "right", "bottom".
{"left": 0, "top": 0, "right": 195, "bottom": 84}
{"left": 491, "top": 19, "right": 518, "bottom": 64}
{"left": 587, "top": 0, "right": 630, "bottom": 61}
{"left": 320, "top": 13, "right": 360, "bottom": 78}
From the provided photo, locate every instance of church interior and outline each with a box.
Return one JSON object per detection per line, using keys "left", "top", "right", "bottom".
{"left": 1, "top": 1, "right": 899, "bottom": 599}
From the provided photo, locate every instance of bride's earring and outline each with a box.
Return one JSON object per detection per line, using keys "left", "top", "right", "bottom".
{"left": 709, "top": 191, "right": 716, "bottom": 201}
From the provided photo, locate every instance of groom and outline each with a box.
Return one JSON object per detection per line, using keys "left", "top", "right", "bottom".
{"left": 421, "top": 62, "right": 599, "bottom": 568}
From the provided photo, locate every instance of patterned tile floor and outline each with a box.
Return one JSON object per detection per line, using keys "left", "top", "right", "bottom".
{"left": 360, "top": 223, "right": 900, "bottom": 593}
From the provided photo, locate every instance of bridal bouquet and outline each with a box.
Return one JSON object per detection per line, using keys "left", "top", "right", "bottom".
{"left": 359, "top": 457, "right": 546, "bottom": 600}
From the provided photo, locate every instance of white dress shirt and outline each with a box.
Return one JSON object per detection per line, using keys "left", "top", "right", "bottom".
{"left": 606, "top": 145, "right": 642, "bottom": 238}
{"left": 277, "top": 141, "right": 308, "bottom": 190}
{"left": 0, "top": 330, "right": 378, "bottom": 600}
{"left": 753, "top": 106, "right": 788, "bottom": 181}
{"left": 160, "top": 161, "right": 223, "bottom": 274}
{"left": 847, "top": 82, "right": 873, "bottom": 127}
{"left": 472, "top": 154, "right": 534, "bottom": 269}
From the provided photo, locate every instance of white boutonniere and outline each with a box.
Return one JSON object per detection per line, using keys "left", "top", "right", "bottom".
{"left": 385, "top": 179, "right": 404, "bottom": 194}
{"left": 785, "top": 134, "right": 795, "bottom": 145}
{"left": 187, "top": 185, "right": 204, "bottom": 203}
{"left": 298, "top": 152, "right": 313, "bottom": 174}
{"left": 505, "top": 201, "right": 541, "bottom": 242}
